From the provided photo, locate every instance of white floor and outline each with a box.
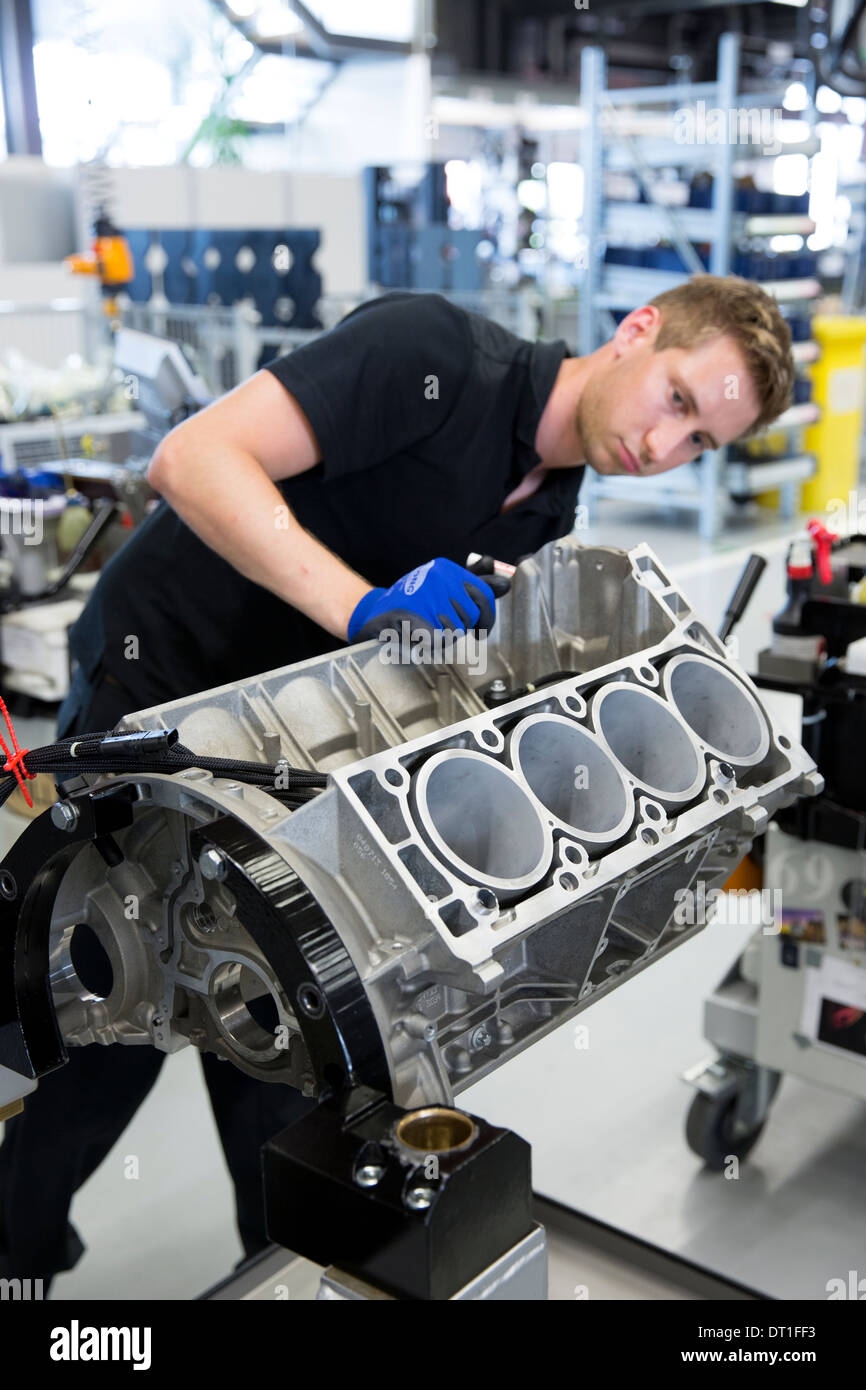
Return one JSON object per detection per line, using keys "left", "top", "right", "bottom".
{"left": 464, "top": 916, "right": 866, "bottom": 1302}
{"left": 1, "top": 494, "right": 862, "bottom": 1300}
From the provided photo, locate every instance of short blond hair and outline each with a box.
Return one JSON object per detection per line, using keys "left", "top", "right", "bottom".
{"left": 648, "top": 274, "right": 795, "bottom": 435}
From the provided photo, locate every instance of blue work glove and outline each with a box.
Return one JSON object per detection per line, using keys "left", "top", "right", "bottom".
{"left": 347, "top": 557, "right": 509, "bottom": 643}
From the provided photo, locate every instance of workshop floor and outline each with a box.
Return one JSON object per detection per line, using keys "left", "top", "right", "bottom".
{"left": 1, "top": 495, "right": 863, "bottom": 1300}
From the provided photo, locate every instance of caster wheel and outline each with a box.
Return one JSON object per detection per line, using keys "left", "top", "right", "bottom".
{"left": 685, "top": 1090, "right": 768, "bottom": 1170}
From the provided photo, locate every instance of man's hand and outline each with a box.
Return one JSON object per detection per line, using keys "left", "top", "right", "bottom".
{"left": 347, "top": 557, "right": 510, "bottom": 643}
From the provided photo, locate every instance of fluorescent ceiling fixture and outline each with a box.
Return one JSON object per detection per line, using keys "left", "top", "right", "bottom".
{"left": 227, "top": 0, "right": 257, "bottom": 16}
{"left": 230, "top": 53, "right": 330, "bottom": 120}
{"left": 433, "top": 94, "right": 583, "bottom": 131}
{"left": 769, "top": 0, "right": 808, "bottom": 6}
{"left": 34, "top": 40, "right": 173, "bottom": 132}
{"left": 253, "top": 2, "right": 304, "bottom": 37}
{"left": 304, "top": 0, "right": 415, "bottom": 41}
{"left": 783, "top": 82, "right": 809, "bottom": 111}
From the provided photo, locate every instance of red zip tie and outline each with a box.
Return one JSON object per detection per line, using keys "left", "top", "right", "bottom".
{"left": 0, "top": 696, "right": 36, "bottom": 808}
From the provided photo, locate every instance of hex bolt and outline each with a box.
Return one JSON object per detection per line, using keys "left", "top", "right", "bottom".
{"left": 199, "top": 847, "right": 227, "bottom": 881}
{"left": 469, "top": 1025, "right": 491, "bottom": 1051}
{"left": 404, "top": 1185, "right": 436, "bottom": 1211}
{"left": 355, "top": 1163, "right": 386, "bottom": 1189}
{"left": 50, "top": 801, "right": 79, "bottom": 832}
{"left": 484, "top": 677, "right": 512, "bottom": 708}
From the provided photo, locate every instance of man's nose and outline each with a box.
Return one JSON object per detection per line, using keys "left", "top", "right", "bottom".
{"left": 645, "top": 421, "right": 693, "bottom": 467}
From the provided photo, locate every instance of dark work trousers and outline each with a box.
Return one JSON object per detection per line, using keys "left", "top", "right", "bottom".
{"left": 0, "top": 669, "right": 318, "bottom": 1292}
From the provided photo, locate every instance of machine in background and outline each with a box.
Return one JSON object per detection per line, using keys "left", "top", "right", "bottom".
{"left": 685, "top": 525, "right": 866, "bottom": 1168}
{"left": 0, "top": 330, "right": 209, "bottom": 705}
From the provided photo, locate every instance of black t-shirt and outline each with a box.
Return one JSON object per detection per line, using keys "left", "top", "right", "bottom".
{"left": 68, "top": 292, "right": 584, "bottom": 709}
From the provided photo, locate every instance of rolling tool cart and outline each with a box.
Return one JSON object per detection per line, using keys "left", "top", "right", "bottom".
{"left": 685, "top": 526, "right": 866, "bottom": 1167}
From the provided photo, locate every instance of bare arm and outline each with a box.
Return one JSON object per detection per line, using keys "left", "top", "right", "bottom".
{"left": 147, "top": 369, "right": 373, "bottom": 639}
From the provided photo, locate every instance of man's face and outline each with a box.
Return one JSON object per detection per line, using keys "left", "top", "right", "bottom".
{"left": 577, "top": 308, "right": 762, "bottom": 478}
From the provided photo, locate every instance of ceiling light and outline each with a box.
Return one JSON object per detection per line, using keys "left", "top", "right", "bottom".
{"left": 254, "top": 3, "right": 304, "bottom": 38}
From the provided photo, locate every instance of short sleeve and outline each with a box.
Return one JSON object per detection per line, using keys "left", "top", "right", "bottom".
{"left": 262, "top": 293, "right": 473, "bottom": 481}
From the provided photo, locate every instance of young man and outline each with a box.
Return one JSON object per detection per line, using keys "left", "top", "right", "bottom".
{"left": 57, "top": 272, "right": 794, "bottom": 728}
{"left": 1, "top": 274, "right": 794, "bottom": 1291}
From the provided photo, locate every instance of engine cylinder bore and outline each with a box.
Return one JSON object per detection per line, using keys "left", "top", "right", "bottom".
{"left": 411, "top": 749, "right": 553, "bottom": 898}
{"left": 593, "top": 683, "right": 705, "bottom": 803}
{"left": 662, "top": 654, "right": 770, "bottom": 767}
{"left": 509, "top": 714, "right": 633, "bottom": 846}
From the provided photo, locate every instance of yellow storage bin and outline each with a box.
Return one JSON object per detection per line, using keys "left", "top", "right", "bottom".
{"left": 801, "top": 315, "right": 866, "bottom": 517}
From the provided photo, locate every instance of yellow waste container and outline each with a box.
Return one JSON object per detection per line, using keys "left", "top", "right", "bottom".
{"left": 801, "top": 315, "right": 866, "bottom": 518}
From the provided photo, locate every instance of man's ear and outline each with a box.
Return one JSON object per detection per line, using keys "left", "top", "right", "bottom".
{"left": 612, "top": 304, "right": 662, "bottom": 356}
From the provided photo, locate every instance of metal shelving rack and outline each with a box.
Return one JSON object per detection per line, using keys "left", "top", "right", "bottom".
{"left": 578, "top": 32, "right": 822, "bottom": 539}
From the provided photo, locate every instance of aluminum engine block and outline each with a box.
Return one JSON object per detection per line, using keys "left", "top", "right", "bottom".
{"left": 0, "top": 538, "right": 822, "bottom": 1111}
